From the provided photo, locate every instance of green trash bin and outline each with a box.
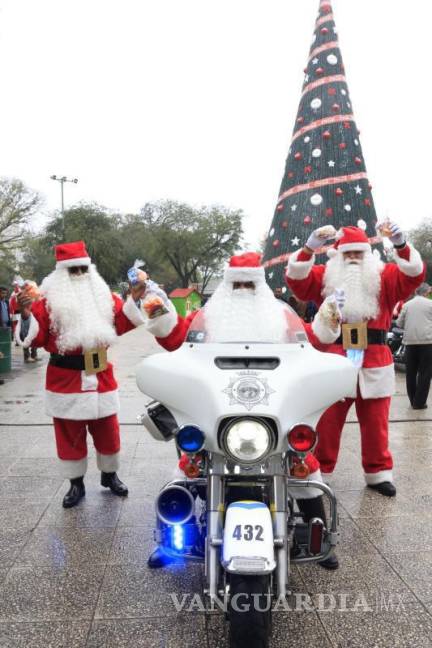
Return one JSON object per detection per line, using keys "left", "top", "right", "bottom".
{"left": 0, "top": 327, "right": 12, "bottom": 373}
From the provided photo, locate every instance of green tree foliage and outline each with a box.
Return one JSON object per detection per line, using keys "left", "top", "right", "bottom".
{"left": 0, "top": 177, "right": 42, "bottom": 253}
{"left": 409, "top": 219, "right": 432, "bottom": 283}
{"left": 137, "top": 200, "right": 243, "bottom": 290}
{"left": 21, "top": 199, "right": 244, "bottom": 290}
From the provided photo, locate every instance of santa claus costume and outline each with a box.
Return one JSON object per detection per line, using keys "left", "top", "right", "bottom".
{"left": 16, "top": 241, "right": 145, "bottom": 507}
{"left": 143, "top": 251, "right": 344, "bottom": 569}
{"left": 286, "top": 224, "right": 425, "bottom": 496}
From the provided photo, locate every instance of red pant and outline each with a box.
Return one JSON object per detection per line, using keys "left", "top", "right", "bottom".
{"left": 315, "top": 394, "right": 393, "bottom": 477}
{"left": 53, "top": 414, "right": 120, "bottom": 461}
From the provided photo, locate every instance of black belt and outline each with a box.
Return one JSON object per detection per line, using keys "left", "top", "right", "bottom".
{"left": 335, "top": 329, "right": 387, "bottom": 345}
{"left": 49, "top": 353, "right": 86, "bottom": 370}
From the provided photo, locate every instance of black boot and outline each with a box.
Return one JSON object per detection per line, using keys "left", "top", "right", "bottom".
{"left": 147, "top": 546, "right": 176, "bottom": 569}
{"left": 100, "top": 472, "right": 128, "bottom": 496}
{"left": 367, "top": 481, "right": 396, "bottom": 497}
{"left": 63, "top": 477, "right": 85, "bottom": 508}
{"left": 297, "top": 496, "right": 339, "bottom": 570}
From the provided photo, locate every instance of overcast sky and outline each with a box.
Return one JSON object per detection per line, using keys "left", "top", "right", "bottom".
{"left": 0, "top": 0, "right": 430, "bottom": 248}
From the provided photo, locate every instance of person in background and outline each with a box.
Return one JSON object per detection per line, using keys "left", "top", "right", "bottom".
{"left": 0, "top": 286, "right": 11, "bottom": 329}
{"left": 396, "top": 283, "right": 432, "bottom": 410}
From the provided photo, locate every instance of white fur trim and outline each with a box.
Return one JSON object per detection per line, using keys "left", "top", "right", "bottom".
{"left": 96, "top": 450, "right": 120, "bottom": 473}
{"left": 145, "top": 301, "right": 179, "bottom": 338}
{"left": 364, "top": 470, "right": 393, "bottom": 486}
{"left": 15, "top": 313, "right": 39, "bottom": 348}
{"left": 56, "top": 256, "right": 91, "bottom": 269}
{"left": 59, "top": 457, "right": 88, "bottom": 479}
{"left": 45, "top": 389, "right": 120, "bottom": 420}
{"left": 338, "top": 242, "right": 371, "bottom": 253}
{"left": 394, "top": 245, "right": 423, "bottom": 277}
{"left": 122, "top": 295, "right": 145, "bottom": 327}
{"left": 81, "top": 372, "right": 98, "bottom": 392}
{"left": 358, "top": 364, "right": 395, "bottom": 398}
{"left": 311, "top": 314, "right": 340, "bottom": 344}
{"left": 287, "top": 469, "right": 324, "bottom": 499}
{"left": 224, "top": 266, "right": 265, "bottom": 283}
{"left": 286, "top": 249, "right": 315, "bottom": 280}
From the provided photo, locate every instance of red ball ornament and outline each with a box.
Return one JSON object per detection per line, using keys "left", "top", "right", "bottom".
{"left": 331, "top": 103, "right": 341, "bottom": 112}
{"left": 276, "top": 204, "right": 284, "bottom": 212}
{"left": 335, "top": 188, "right": 343, "bottom": 196}
{"left": 304, "top": 165, "right": 312, "bottom": 174}
{"left": 354, "top": 156, "right": 362, "bottom": 166}
{"left": 316, "top": 67, "right": 325, "bottom": 76}
{"left": 328, "top": 87, "right": 337, "bottom": 96}
{"left": 288, "top": 171, "right": 294, "bottom": 178}
{"left": 368, "top": 183, "right": 372, "bottom": 190}
{"left": 303, "top": 215, "right": 312, "bottom": 224}
{"left": 322, "top": 3, "right": 332, "bottom": 13}
{"left": 294, "top": 152, "right": 303, "bottom": 161}
{"left": 321, "top": 27, "right": 329, "bottom": 35}
{"left": 282, "top": 221, "right": 288, "bottom": 229}
{"left": 323, "top": 130, "right": 332, "bottom": 140}
{"left": 364, "top": 198, "right": 371, "bottom": 207}
{"left": 297, "top": 116, "right": 305, "bottom": 124}
{"left": 272, "top": 239, "right": 280, "bottom": 247}
{"left": 339, "top": 142, "right": 347, "bottom": 150}
{"left": 326, "top": 207, "right": 334, "bottom": 217}
{"left": 304, "top": 68, "right": 308, "bottom": 74}
{"left": 343, "top": 121, "right": 351, "bottom": 130}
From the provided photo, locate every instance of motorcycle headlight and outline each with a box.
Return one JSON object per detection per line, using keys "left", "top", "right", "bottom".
{"left": 222, "top": 418, "right": 274, "bottom": 464}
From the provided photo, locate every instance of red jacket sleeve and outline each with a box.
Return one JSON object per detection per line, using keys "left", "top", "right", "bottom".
{"left": 156, "top": 311, "right": 199, "bottom": 351}
{"left": 113, "top": 294, "right": 145, "bottom": 335}
{"left": 382, "top": 245, "right": 426, "bottom": 307}
{"left": 286, "top": 258, "right": 326, "bottom": 306}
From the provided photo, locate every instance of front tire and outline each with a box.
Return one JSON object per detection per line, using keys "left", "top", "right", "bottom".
{"left": 228, "top": 574, "right": 271, "bottom": 648}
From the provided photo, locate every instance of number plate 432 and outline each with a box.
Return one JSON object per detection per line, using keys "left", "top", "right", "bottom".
{"left": 222, "top": 501, "right": 276, "bottom": 574}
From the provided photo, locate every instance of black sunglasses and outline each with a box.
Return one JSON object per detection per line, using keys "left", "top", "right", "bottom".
{"left": 68, "top": 266, "right": 89, "bottom": 275}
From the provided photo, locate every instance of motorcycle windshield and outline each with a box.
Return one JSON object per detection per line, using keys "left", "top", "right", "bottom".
{"left": 185, "top": 303, "right": 309, "bottom": 344}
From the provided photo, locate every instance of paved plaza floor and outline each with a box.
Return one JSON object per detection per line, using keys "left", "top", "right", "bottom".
{"left": 0, "top": 328, "right": 431, "bottom": 647}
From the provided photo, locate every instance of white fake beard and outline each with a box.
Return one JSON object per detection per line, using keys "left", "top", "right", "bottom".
{"left": 204, "top": 282, "right": 287, "bottom": 343}
{"left": 323, "top": 252, "right": 383, "bottom": 322}
{"left": 40, "top": 265, "right": 117, "bottom": 353}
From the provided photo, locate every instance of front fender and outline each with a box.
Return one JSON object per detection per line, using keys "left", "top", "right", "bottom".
{"left": 222, "top": 501, "right": 276, "bottom": 575}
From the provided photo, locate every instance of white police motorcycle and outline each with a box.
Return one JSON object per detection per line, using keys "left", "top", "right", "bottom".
{"left": 136, "top": 306, "right": 357, "bottom": 648}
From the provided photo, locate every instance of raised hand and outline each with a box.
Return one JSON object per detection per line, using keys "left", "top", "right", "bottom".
{"left": 305, "top": 225, "right": 337, "bottom": 252}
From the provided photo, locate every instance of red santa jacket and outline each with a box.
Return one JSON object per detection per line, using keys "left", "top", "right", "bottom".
{"left": 16, "top": 295, "right": 144, "bottom": 420}
{"left": 286, "top": 244, "right": 425, "bottom": 398}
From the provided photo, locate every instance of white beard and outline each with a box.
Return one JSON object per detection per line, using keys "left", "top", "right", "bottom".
{"left": 204, "top": 282, "right": 288, "bottom": 343}
{"left": 322, "top": 252, "right": 383, "bottom": 322}
{"left": 40, "top": 265, "right": 117, "bottom": 353}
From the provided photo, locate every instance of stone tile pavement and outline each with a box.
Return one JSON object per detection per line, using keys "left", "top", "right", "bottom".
{"left": 0, "top": 328, "right": 431, "bottom": 647}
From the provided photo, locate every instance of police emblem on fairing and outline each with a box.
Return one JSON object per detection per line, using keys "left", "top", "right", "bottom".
{"left": 223, "top": 371, "right": 275, "bottom": 411}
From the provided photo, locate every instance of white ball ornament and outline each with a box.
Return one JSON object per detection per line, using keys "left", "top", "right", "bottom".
{"left": 304, "top": 136, "right": 311, "bottom": 143}
{"left": 327, "top": 54, "right": 338, "bottom": 65}
{"left": 311, "top": 193, "right": 323, "bottom": 206}
{"left": 310, "top": 98, "right": 322, "bottom": 110}
{"left": 270, "top": 228, "right": 275, "bottom": 236}
{"left": 312, "top": 148, "right": 322, "bottom": 158}
{"left": 344, "top": 204, "right": 352, "bottom": 212}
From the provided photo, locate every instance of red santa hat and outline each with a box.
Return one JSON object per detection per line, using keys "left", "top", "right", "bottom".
{"left": 328, "top": 226, "right": 371, "bottom": 256}
{"left": 224, "top": 252, "right": 265, "bottom": 284}
{"left": 55, "top": 241, "right": 91, "bottom": 269}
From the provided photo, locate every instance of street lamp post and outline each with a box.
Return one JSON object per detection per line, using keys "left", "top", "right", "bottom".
{"left": 50, "top": 175, "right": 78, "bottom": 237}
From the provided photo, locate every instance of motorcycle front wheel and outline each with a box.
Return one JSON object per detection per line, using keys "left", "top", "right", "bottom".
{"left": 228, "top": 574, "right": 272, "bottom": 648}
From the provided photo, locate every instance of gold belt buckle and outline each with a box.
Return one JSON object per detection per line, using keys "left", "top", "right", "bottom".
{"left": 84, "top": 348, "right": 108, "bottom": 375}
{"left": 342, "top": 322, "right": 368, "bottom": 350}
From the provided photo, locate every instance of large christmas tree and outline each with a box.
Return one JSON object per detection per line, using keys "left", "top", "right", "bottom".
{"left": 263, "top": 0, "right": 382, "bottom": 297}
